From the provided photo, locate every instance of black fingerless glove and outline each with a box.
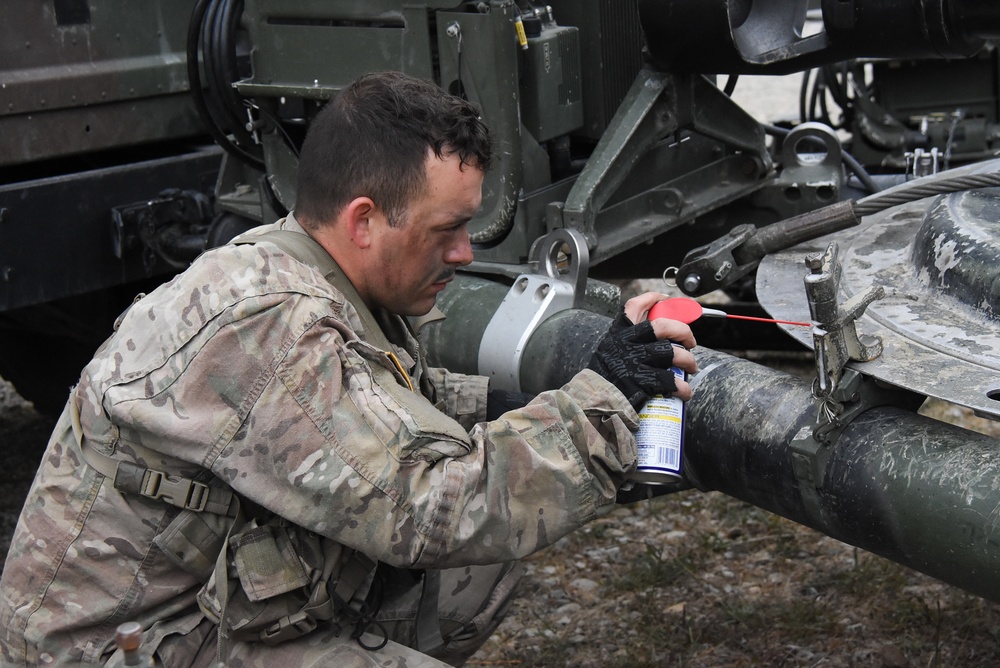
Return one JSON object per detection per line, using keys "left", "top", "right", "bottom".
{"left": 587, "top": 313, "right": 679, "bottom": 410}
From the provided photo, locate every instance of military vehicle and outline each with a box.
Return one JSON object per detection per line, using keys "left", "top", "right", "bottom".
{"left": 3, "top": 0, "right": 1000, "bottom": 604}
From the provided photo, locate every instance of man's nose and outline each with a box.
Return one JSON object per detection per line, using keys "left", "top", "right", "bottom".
{"left": 445, "top": 231, "right": 474, "bottom": 266}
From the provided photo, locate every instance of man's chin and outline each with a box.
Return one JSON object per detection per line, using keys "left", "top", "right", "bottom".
{"left": 396, "top": 295, "right": 438, "bottom": 318}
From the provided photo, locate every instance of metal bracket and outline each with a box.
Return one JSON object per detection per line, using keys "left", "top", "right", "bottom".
{"left": 477, "top": 229, "right": 589, "bottom": 392}
{"left": 907, "top": 147, "right": 940, "bottom": 178}
{"left": 791, "top": 369, "right": 871, "bottom": 492}
{"left": 676, "top": 199, "right": 861, "bottom": 296}
{"left": 804, "top": 241, "right": 884, "bottom": 396}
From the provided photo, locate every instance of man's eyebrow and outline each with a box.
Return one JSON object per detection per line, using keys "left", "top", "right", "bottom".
{"left": 436, "top": 214, "right": 472, "bottom": 229}
{"left": 445, "top": 206, "right": 479, "bottom": 223}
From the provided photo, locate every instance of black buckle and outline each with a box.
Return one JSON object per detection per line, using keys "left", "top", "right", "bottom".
{"left": 260, "top": 611, "right": 318, "bottom": 645}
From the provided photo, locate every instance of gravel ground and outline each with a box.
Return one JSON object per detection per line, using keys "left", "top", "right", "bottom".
{"left": 470, "top": 482, "right": 1000, "bottom": 667}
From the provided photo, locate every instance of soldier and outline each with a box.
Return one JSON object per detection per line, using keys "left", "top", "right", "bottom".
{"left": 0, "top": 71, "right": 697, "bottom": 666}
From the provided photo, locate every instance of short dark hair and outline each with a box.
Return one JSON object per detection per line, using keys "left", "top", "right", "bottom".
{"left": 294, "top": 71, "right": 492, "bottom": 228}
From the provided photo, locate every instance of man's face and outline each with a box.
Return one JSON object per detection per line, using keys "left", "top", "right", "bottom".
{"left": 364, "top": 151, "right": 483, "bottom": 316}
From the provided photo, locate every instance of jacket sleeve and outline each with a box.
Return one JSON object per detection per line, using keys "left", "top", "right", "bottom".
{"left": 211, "top": 318, "right": 640, "bottom": 570}
{"left": 420, "top": 365, "right": 489, "bottom": 431}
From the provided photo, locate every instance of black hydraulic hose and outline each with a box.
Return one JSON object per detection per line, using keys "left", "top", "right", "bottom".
{"left": 188, "top": 0, "right": 229, "bottom": 139}
{"left": 201, "top": 2, "right": 226, "bottom": 120}
{"left": 204, "top": 0, "right": 227, "bottom": 117}
{"left": 212, "top": 0, "right": 254, "bottom": 148}
{"left": 722, "top": 74, "right": 739, "bottom": 97}
{"left": 839, "top": 150, "right": 880, "bottom": 194}
{"left": 816, "top": 70, "right": 833, "bottom": 128}
{"left": 799, "top": 69, "right": 811, "bottom": 125}
{"left": 822, "top": 63, "right": 851, "bottom": 119}
{"left": 186, "top": 0, "right": 264, "bottom": 169}
{"left": 808, "top": 73, "right": 823, "bottom": 123}
{"left": 205, "top": 0, "right": 245, "bottom": 143}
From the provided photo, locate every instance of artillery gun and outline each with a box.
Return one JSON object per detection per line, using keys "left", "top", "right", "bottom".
{"left": 3, "top": 0, "right": 1000, "bottom": 606}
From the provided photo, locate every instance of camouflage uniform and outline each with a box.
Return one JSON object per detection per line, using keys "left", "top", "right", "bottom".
{"left": 0, "top": 216, "right": 640, "bottom": 666}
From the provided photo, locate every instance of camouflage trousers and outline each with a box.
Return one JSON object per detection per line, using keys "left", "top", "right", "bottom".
{"left": 108, "top": 561, "right": 523, "bottom": 667}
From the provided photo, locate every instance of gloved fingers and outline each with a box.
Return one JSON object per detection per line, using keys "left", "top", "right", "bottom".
{"left": 589, "top": 305, "right": 696, "bottom": 410}
{"left": 622, "top": 320, "right": 657, "bottom": 345}
{"left": 649, "top": 318, "right": 697, "bottom": 350}
{"left": 608, "top": 311, "right": 634, "bottom": 333}
{"left": 621, "top": 292, "right": 697, "bottom": 349}
{"left": 631, "top": 364, "right": 679, "bottom": 398}
{"left": 638, "top": 344, "right": 677, "bottom": 370}
{"left": 623, "top": 291, "right": 671, "bottom": 324}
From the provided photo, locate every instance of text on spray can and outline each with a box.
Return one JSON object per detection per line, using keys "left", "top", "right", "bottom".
{"left": 632, "top": 366, "right": 686, "bottom": 484}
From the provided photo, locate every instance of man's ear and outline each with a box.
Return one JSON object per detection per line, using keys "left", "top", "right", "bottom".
{"left": 344, "top": 197, "right": 377, "bottom": 249}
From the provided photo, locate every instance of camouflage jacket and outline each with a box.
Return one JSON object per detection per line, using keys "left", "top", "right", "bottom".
{"left": 0, "top": 217, "right": 639, "bottom": 665}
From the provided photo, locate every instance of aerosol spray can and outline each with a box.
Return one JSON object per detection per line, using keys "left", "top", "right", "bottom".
{"left": 632, "top": 297, "right": 690, "bottom": 484}
{"left": 631, "top": 365, "right": 687, "bottom": 484}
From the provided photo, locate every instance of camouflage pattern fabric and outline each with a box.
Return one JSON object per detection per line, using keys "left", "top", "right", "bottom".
{"left": 0, "top": 217, "right": 639, "bottom": 665}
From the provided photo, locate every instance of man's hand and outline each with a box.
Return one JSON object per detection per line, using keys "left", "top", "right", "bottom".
{"left": 624, "top": 291, "right": 698, "bottom": 398}
{"left": 588, "top": 292, "right": 698, "bottom": 409}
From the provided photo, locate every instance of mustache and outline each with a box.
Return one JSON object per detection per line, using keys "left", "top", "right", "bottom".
{"left": 435, "top": 268, "right": 457, "bottom": 283}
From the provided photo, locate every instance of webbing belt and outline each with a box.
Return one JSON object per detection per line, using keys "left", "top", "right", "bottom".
{"left": 71, "top": 399, "right": 239, "bottom": 517}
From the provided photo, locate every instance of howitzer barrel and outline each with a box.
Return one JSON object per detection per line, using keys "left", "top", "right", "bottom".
{"left": 686, "top": 348, "right": 1000, "bottom": 603}
{"left": 426, "top": 277, "right": 1000, "bottom": 602}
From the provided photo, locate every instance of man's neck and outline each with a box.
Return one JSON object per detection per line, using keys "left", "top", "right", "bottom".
{"left": 291, "top": 210, "right": 375, "bottom": 312}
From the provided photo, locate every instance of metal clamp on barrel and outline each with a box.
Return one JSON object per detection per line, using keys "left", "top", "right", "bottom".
{"left": 791, "top": 241, "right": 883, "bottom": 523}
{"left": 789, "top": 242, "right": 922, "bottom": 526}
{"left": 478, "top": 229, "right": 589, "bottom": 393}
